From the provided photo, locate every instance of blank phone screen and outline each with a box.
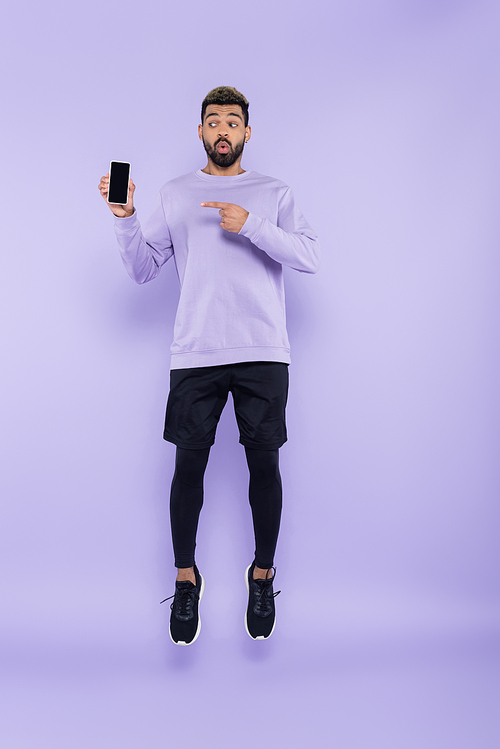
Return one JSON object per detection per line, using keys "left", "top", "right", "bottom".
{"left": 108, "top": 161, "right": 130, "bottom": 204}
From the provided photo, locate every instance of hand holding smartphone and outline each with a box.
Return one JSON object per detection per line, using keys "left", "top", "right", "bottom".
{"left": 98, "top": 161, "right": 135, "bottom": 217}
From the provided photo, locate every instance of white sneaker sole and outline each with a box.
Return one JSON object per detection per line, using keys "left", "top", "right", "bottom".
{"left": 170, "top": 573, "right": 205, "bottom": 646}
{"left": 244, "top": 564, "right": 276, "bottom": 640}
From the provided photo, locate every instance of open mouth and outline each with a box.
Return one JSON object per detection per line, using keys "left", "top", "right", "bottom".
{"left": 217, "top": 141, "right": 230, "bottom": 154}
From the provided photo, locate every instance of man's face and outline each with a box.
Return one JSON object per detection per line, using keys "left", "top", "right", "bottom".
{"left": 198, "top": 104, "right": 251, "bottom": 167}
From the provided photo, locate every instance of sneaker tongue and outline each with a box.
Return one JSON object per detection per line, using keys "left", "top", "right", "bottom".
{"left": 176, "top": 581, "right": 194, "bottom": 589}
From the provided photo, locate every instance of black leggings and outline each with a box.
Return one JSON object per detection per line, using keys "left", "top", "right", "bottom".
{"left": 170, "top": 446, "right": 282, "bottom": 570}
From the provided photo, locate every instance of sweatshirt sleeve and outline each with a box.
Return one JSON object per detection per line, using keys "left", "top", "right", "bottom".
{"left": 238, "top": 187, "right": 321, "bottom": 274}
{"left": 113, "top": 193, "right": 174, "bottom": 284}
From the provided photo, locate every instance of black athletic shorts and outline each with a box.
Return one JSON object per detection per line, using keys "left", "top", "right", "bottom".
{"left": 163, "top": 361, "right": 289, "bottom": 450}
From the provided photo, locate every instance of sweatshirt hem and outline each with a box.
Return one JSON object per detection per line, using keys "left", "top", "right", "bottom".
{"left": 170, "top": 346, "right": 291, "bottom": 370}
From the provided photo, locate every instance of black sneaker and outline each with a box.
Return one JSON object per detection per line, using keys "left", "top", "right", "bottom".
{"left": 161, "top": 565, "right": 205, "bottom": 646}
{"left": 245, "top": 562, "right": 281, "bottom": 640}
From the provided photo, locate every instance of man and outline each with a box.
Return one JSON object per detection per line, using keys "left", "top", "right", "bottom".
{"left": 98, "top": 86, "right": 320, "bottom": 646}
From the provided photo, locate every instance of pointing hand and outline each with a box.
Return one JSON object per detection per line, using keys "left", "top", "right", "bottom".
{"left": 201, "top": 201, "right": 249, "bottom": 233}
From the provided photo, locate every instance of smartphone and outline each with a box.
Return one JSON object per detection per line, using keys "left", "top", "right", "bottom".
{"left": 107, "top": 160, "right": 131, "bottom": 205}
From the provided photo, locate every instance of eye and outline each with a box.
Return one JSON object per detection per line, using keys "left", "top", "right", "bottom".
{"left": 229, "top": 123, "right": 238, "bottom": 127}
{"left": 209, "top": 122, "right": 216, "bottom": 127}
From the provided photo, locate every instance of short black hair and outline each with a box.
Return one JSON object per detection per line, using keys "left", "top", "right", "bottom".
{"left": 201, "top": 86, "right": 249, "bottom": 127}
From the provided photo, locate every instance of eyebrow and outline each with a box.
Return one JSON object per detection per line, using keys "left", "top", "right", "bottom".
{"left": 205, "top": 111, "right": 243, "bottom": 121}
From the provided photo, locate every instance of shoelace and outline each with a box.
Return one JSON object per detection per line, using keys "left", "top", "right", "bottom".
{"left": 160, "top": 586, "right": 199, "bottom": 617}
{"left": 253, "top": 569, "right": 281, "bottom": 615}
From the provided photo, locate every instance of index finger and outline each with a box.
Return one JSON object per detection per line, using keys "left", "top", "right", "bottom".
{"left": 200, "top": 202, "right": 229, "bottom": 208}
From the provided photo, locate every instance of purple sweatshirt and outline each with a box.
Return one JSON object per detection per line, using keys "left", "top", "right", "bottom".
{"left": 113, "top": 169, "right": 321, "bottom": 369}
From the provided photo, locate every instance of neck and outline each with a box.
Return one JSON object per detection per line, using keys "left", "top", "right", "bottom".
{"left": 201, "top": 158, "right": 245, "bottom": 176}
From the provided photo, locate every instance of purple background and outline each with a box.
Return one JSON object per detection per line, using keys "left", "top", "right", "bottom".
{"left": 1, "top": 0, "right": 499, "bottom": 746}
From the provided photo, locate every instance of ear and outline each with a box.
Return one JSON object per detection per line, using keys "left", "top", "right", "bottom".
{"left": 198, "top": 123, "right": 203, "bottom": 140}
{"left": 245, "top": 125, "right": 251, "bottom": 143}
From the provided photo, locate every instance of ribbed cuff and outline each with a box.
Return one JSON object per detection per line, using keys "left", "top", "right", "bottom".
{"left": 238, "top": 211, "right": 264, "bottom": 243}
{"left": 113, "top": 209, "right": 138, "bottom": 233}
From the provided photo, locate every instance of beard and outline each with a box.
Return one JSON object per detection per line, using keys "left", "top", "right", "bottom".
{"left": 203, "top": 136, "right": 245, "bottom": 168}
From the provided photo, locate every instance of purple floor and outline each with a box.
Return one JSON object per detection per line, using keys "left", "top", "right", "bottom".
{"left": 2, "top": 578, "right": 500, "bottom": 748}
